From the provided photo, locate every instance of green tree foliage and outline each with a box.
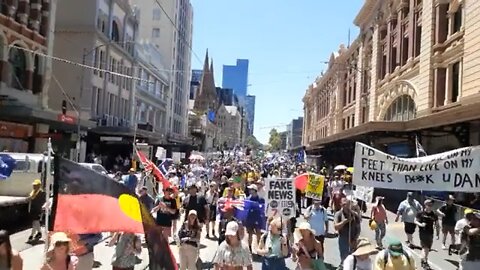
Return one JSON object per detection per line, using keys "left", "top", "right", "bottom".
{"left": 268, "top": 128, "right": 282, "bottom": 151}
{"left": 246, "top": 135, "right": 263, "bottom": 149}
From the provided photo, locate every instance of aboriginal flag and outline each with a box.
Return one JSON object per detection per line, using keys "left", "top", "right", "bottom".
{"left": 50, "top": 157, "right": 177, "bottom": 270}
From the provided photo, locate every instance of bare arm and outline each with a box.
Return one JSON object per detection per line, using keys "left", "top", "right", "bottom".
{"left": 11, "top": 252, "right": 23, "bottom": 270}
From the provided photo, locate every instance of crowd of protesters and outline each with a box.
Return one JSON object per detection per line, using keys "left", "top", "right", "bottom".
{"left": 1, "top": 149, "right": 480, "bottom": 270}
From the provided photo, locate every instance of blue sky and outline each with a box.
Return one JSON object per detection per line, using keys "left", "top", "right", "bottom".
{"left": 190, "top": 0, "right": 363, "bottom": 144}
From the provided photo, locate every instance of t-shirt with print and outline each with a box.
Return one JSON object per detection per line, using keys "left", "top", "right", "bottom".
{"left": 439, "top": 204, "right": 457, "bottom": 226}
{"left": 416, "top": 210, "right": 438, "bottom": 235}
{"left": 155, "top": 197, "right": 177, "bottom": 227}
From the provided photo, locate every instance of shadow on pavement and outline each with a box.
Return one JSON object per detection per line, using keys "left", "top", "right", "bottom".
{"left": 445, "top": 259, "right": 460, "bottom": 269}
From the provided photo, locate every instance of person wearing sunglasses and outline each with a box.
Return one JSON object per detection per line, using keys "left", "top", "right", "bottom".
{"left": 0, "top": 230, "right": 23, "bottom": 270}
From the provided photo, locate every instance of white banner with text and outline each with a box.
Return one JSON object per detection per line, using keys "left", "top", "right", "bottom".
{"left": 353, "top": 142, "right": 480, "bottom": 192}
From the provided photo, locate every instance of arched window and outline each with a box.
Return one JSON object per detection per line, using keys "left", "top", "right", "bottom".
{"left": 384, "top": 95, "right": 416, "bottom": 121}
{"left": 111, "top": 21, "right": 120, "bottom": 42}
{"left": 8, "top": 47, "right": 27, "bottom": 90}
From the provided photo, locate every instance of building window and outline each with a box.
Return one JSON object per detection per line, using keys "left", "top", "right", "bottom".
{"left": 153, "top": 9, "right": 161, "bottom": 20}
{"left": 384, "top": 95, "right": 416, "bottom": 121}
{"left": 8, "top": 47, "right": 27, "bottom": 90}
{"left": 451, "top": 61, "right": 461, "bottom": 103}
{"left": 91, "top": 87, "right": 102, "bottom": 116}
{"left": 111, "top": 21, "right": 120, "bottom": 42}
{"left": 453, "top": 6, "right": 463, "bottom": 33}
{"left": 152, "top": 28, "right": 160, "bottom": 39}
{"left": 436, "top": 4, "right": 449, "bottom": 44}
{"left": 99, "top": 50, "right": 105, "bottom": 78}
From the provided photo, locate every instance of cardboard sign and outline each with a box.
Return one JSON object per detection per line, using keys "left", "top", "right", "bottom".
{"left": 265, "top": 178, "right": 296, "bottom": 219}
{"left": 305, "top": 174, "right": 325, "bottom": 200}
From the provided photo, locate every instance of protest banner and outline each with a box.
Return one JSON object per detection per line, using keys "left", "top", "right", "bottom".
{"left": 353, "top": 186, "right": 375, "bottom": 203}
{"left": 353, "top": 142, "right": 480, "bottom": 192}
{"left": 265, "top": 178, "right": 296, "bottom": 219}
{"left": 305, "top": 174, "right": 325, "bottom": 200}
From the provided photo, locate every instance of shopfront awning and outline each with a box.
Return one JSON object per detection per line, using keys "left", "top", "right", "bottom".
{"left": 307, "top": 101, "right": 480, "bottom": 150}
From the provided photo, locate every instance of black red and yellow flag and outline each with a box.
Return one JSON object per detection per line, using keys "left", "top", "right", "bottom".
{"left": 50, "top": 157, "right": 177, "bottom": 270}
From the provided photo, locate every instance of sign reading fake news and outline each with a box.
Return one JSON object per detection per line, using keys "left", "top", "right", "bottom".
{"left": 353, "top": 142, "right": 480, "bottom": 192}
{"left": 265, "top": 178, "right": 296, "bottom": 219}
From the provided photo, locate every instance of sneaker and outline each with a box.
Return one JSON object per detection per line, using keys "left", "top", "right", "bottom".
{"left": 442, "top": 244, "right": 447, "bottom": 250}
{"left": 34, "top": 233, "right": 42, "bottom": 239}
{"left": 27, "top": 235, "right": 33, "bottom": 242}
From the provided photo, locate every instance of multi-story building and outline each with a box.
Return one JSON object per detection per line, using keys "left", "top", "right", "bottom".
{"left": 190, "top": 69, "right": 202, "bottom": 100}
{"left": 51, "top": 0, "right": 138, "bottom": 162}
{"left": 0, "top": 0, "right": 64, "bottom": 153}
{"left": 131, "top": 0, "right": 193, "bottom": 157}
{"left": 134, "top": 43, "right": 169, "bottom": 144}
{"left": 303, "top": 0, "right": 480, "bottom": 167}
{"left": 245, "top": 95, "right": 256, "bottom": 135}
{"left": 217, "top": 104, "right": 242, "bottom": 149}
{"left": 287, "top": 117, "right": 303, "bottom": 150}
{"left": 222, "top": 59, "right": 249, "bottom": 106}
{"left": 216, "top": 87, "right": 235, "bottom": 106}
{"left": 279, "top": 131, "right": 288, "bottom": 150}
{"left": 170, "top": 0, "right": 193, "bottom": 143}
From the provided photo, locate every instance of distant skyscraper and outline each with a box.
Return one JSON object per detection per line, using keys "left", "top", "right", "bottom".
{"left": 222, "top": 59, "right": 249, "bottom": 106}
{"left": 216, "top": 87, "right": 235, "bottom": 106}
{"left": 190, "top": 69, "right": 202, "bottom": 100}
{"left": 245, "top": 95, "right": 255, "bottom": 135}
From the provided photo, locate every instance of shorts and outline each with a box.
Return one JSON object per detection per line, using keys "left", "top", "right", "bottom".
{"left": 209, "top": 204, "right": 217, "bottom": 221}
{"left": 420, "top": 233, "right": 434, "bottom": 249}
{"left": 404, "top": 222, "right": 416, "bottom": 235}
{"left": 442, "top": 224, "right": 455, "bottom": 234}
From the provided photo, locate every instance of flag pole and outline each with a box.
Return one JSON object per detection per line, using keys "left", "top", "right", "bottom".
{"left": 44, "top": 138, "right": 52, "bottom": 255}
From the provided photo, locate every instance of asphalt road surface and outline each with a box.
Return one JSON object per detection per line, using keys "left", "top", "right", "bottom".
{"left": 12, "top": 206, "right": 460, "bottom": 269}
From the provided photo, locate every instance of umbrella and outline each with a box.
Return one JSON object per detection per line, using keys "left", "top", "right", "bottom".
{"left": 334, "top": 165, "right": 348, "bottom": 170}
{"left": 189, "top": 154, "right": 205, "bottom": 161}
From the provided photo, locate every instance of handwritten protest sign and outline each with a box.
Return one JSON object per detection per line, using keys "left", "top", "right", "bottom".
{"left": 305, "top": 174, "right": 325, "bottom": 200}
{"left": 266, "top": 178, "right": 296, "bottom": 219}
{"left": 353, "top": 186, "right": 375, "bottom": 203}
{"left": 353, "top": 142, "right": 480, "bottom": 192}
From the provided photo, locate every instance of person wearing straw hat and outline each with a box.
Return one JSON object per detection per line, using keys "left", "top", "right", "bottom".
{"left": 27, "top": 179, "right": 46, "bottom": 242}
{"left": 343, "top": 238, "right": 378, "bottom": 270}
{"left": 292, "top": 222, "right": 324, "bottom": 270}
{"left": 41, "top": 232, "right": 76, "bottom": 270}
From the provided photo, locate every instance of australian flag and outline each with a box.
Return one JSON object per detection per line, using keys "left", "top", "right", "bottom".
{"left": 218, "top": 198, "right": 266, "bottom": 230}
{"left": 0, "top": 154, "right": 16, "bottom": 180}
{"left": 415, "top": 135, "right": 427, "bottom": 157}
{"left": 158, "top": 158, "right": 173, "bottom": 176}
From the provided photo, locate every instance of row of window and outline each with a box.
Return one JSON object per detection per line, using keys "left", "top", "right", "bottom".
{"left": 92, "top": 48, "right": 134, "bottom": 91}
{"left": 91, "top": 87, "right": 129, "bottom": 119}
{"left": 137, "top": 101, "right": 166, "bottom": 130}
{"left": 137, "top": 67, "right": 166, "bottom": 100}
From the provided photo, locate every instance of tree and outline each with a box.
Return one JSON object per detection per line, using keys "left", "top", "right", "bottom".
{"left": 245, "top": 135, "right": 263, "bottom": 149}
{"left": 268, "top": 128, "right": 282, "bottom": 151}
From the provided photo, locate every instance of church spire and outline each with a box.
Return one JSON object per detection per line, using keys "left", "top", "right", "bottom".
{"left": 203, "top": 50, "right": 210, "bottom": 72}
{"left": 210, "top": 59, "right": 214, "bottom": 75}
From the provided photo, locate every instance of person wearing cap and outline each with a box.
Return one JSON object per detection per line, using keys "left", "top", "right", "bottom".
{"left": 395, "top": 192, "right": 423, "bottom": 248}
{"left": 437, "top": 194, "right": 458, "bottom": 250}
{"left": 304, "top": 199, "right": 329, "bottom": 251}
{"left": 455, "top": 208, "right": 475, "bottom": 249}
{"left": 182, "top": 185, "right": 209, "bottom": 227}
{"left": 41, "top": 232, "right": 77, "bottom": 270}
{"left": 152, "top": 187, "right": 178, "bottom": 239}
{"left": 124, "top": 168, "right": 138, "bottom": 193}
{"left": 212, "top": 221, "right": 253, "bottom": 270}
{"left": 343, "top": 238, "right": 378, "bottom": 270}
{"left": 245, "top": 183, "right": 265, "bottom": 253}
{"left": 374, "top": 238, "right": 415, "bottom": 270}
{"left": 177, "top": 210, "right": 202, "bottom": 270}
{"left": 414, "top": 199, "right": 439, "bottom": 269}
{"left": 27, "top": 179, "right": 46, "bottom": 242}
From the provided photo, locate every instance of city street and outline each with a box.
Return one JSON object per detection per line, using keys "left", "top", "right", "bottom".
{"left": 11, "top": 205, "right": 460, "bottom": 270}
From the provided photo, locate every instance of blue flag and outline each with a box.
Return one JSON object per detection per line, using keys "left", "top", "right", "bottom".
{"left": 0, "top": 154, "right": 16, "bottom": 179}
{"left": 179, "top": 175, "right": 186, "bottom": 189}
{"left": 158, "top": 159, "right": 173, "bottom": 176}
